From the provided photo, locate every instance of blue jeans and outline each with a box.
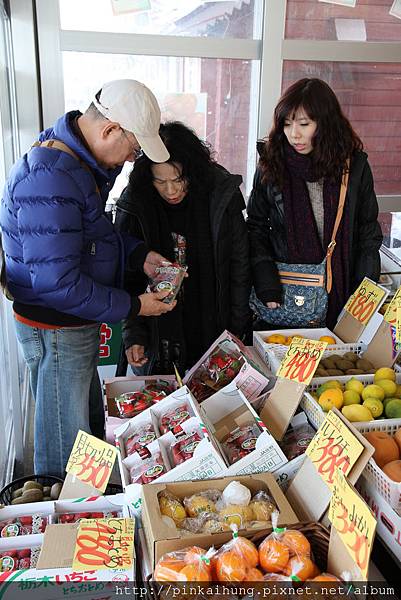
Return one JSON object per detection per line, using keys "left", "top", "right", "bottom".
{"left": 14, "top": 320, "right": 103, "bottom": 477}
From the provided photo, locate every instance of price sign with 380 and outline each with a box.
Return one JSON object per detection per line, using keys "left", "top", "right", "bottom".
{"left": 72, "top": 518, "right": 134, "bottom": 572}
{"left": 328, "top": 470, "right": 376, "bottom": 578}
{"left": 344, "top": 278, "right": 386, "bottom": 325}
{"left": 276, "top": 338, "right": 328, "bottom": 386}
{"left": 306, "top": 411, "right": 364, "bottom": 489}
{"left": 66, "top": 431, "right": 117, "bottom": 493}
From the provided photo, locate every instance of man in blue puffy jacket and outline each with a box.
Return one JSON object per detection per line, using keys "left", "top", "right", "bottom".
{"left": 0, "top": 79, "right": 176, "bottom": 477}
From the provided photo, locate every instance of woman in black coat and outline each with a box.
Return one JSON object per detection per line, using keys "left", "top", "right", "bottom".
{"left": 115, "top": 121, "right": 251, "bottom": 375}
{"left": 247, "top": 78, "right": 383, "bottom": 329}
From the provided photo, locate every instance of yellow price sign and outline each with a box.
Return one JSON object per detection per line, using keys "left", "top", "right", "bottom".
{"left": 66, "top": 430, "right": 117, "bottom": 493}
{"left": 383, "top": 287, "right": 401, "bottom": 325}
{"left": 306, "top": 411, "right": 364, "bottom": 490}
{"left": 276, "top": 337, "right": 328, "bottom": 385}
{"left": 396, "top": 305, "right": 401, "bottom": 347}
{"left": 328, "top": 470, "right": 376, "bottom": 579}
{"left": 344, "top": 277, "right": 386, "bottom": 325}
{"left": 72, "top": 518, "right": 135, "bottom": 572}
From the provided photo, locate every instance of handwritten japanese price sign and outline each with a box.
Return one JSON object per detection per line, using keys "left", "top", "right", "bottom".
{"left": 396, "top": 306, "right": 401, "bottom": 347}
{"left": 383, "top": 287, "right": 401, "bottom": 326}
{"left": 306, "top": 411, "right": 364, "bottom": 489}
{"left": 66, "top": 431, "right": 117, "bottom": 493}
{"left": 72, "top": 518, "right": 134, "bottom": 572}
{"left": 276, "top": 338, "right": 328, "bottom": 385}
{"left": 344, "top": 278, "right": 386, "bottom": 325}
{"left": 328, "top": 470, "right": 376, "bottom": 578}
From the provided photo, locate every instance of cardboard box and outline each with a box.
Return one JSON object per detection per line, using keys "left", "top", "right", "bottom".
{"left": 357, "top": 475, "right": 401, "bottom": 561}
{"left": 116, "top": 386, "right": 226, "bottom": 498}
{"left": 183, "top": 330, "right": 271, "bottom": 404}
{"left": 273, "top": 453, "right": 305, "bottom": 492}
{"left": 140, "top": 473, "right": 299, "bottom": 569}
{"left": 195, "top": 382, "right": 287, "bottom": 475}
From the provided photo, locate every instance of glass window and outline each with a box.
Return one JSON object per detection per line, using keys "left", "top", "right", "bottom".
{"left": 63, "top": 51, "right": 260, "bottom": 196}
{"left": 282, "top": 61, "right": 401, "bottom": 195}
{"left": 285, "top": 0, "right": 401, "bottom": 41}
{"left": 59, "top": 0, "right": 262, "bottom": 39}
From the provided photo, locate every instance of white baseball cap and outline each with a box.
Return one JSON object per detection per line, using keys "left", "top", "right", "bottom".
{"left": 93, "top": 79, "right": 169, "bottom": 163}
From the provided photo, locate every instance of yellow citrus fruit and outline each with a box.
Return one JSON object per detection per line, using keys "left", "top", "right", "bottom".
{"left": 376, "top": 379, "right": 397, "bottom": 398}
{"left": 318, "top": 388, "right": 344, "bottom": 411}
{"left": 266, "top": 334, "right": 287, "bottom": 345}
{"left": 345, "top": 378, "right": 364, "bottom": 395}
{"left": 362, "top": 385, "right": 385, "bottom": 403}
{"left": 319, "top": 336, "right": 337, "bottom": 344}
{"left": 363, "top": 398, "right": 384, "bottom": 418}
{"left": 342, "top": 404, "right": 373, "bottom": 422}
{"left": 343, "top": 390, "right": 361, "bottom": 406}
{"left": 374, "top": 368, "right": 396, "bottom": 383}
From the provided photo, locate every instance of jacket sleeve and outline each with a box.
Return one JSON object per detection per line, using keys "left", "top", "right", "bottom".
{"left": 246, "top": 168, "right": 282, "bottom": 304}
{"left": 351, "top": 160, "right": 383, "bottom": 289}
{"left": 15, "top": 169, "right": 131, "bottom": 323}
{"left": 227, "top": 189, "right": 252, "bottom": 337}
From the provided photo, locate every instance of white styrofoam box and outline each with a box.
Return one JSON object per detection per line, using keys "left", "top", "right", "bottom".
{"left": 0, "top": 501, "right": 54, "bottom": 524}
{"left": 356, "top": 475, "right": 401, "bottom": 561}
{"left": 253, "top": 328, "right": 360, "bottom": 373}
{"left": 353, "top": 421, "right": 401, "bottom": 512}
{"left": 273, "top": 453, "right": 305, "bottom": 492}
{"left": 53, "top": 493, "right": 128, "bottom": 522}
{"left": 301, "top": 373, "right": 401, "bottom": 431}
{"left": 195, "top": 381, "right": 288, "bottom": 476}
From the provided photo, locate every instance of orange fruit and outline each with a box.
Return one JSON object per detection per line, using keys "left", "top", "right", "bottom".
{"left": 266, "top": 334, "right": 287, "bottom": 345}
{"left": 318, "top": 387, "right": 344, "bottom": 411}
{"left": 311, "top": 573, "right": 340, "bottom": 582}
{"left": 154, "top": 557, "right": 187, "bottom": 581}
{"left": 216, "top": 551, "right": 247, "bottom": 582}
{"left": 184, "top": 546, "right": 207, "bottom": 562}
{"left": 281, "top": 530, "right": 311, "bottom": 557}
{"left": 259, "top": 538, "right": 290, "bottom": 573}
{"left": 245, "top": 567, "right": 264, "bottom": 581}
{"left": 319, "top": 335, "right": 336, "bottom": 345}
{"left": 234, "top": 537, "right": 259, "bottom": 568}
{"left": 284, "top": 556, "right": 317, "bottom": 581}
{"left": 178, "top": 563, "right": 211, "bottom": 582}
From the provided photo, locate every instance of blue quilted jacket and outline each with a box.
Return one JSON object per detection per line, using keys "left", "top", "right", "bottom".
{"left": 0, "top": 111, "right": 141, "bottom": 323}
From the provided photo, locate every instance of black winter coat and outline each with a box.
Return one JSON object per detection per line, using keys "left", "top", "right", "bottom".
{"left": 247, "top": 150, "right": 383, "bottom": 306}
{"left": 115, "top": 166, "right": 252, "bottom": 365}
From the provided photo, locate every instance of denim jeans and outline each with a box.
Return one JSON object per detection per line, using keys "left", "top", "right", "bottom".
{"left": 14, "top": 320, "right": 103, "bottom": 478}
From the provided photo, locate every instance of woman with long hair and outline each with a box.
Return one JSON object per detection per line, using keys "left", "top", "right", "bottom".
{"left": 115, "top": 121, "right": 251, "bottom": 374}
{"left": 248, "top": 77, "right": 383, "bottom": 329}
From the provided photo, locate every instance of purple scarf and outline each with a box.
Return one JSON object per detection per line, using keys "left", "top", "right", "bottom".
{"left": 283, "top": 142, "right": 350, "bottom": 328}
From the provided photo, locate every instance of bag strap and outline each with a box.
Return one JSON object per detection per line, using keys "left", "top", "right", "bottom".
{"left": 325, "top": 159, "right": 350, "bottom": 293}
{"left": 31, "top": 139, "right": 100, "bottom": 194}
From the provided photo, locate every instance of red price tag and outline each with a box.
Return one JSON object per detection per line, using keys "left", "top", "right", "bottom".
{"left": 344, "top": 278, "right": 386, "bottom": 325}
{"left": 66, "top": 431, "right": 117, "bottom": 493}
{"left": 276, "top": 338, "right": 327, "bottom": 385}
{"left": 72, "top": 518, "right": 134, "bottom": 572}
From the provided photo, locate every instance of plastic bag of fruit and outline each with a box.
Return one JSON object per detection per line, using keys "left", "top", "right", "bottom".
{"left": 223, "top": 423, "right": 261, "bottom": 465}
{"left": 187, "top": 341, "right": 244, "bottom": 402}
{"left": 213, "top": 528, "right": 263, "bottom": 582}
{"left": 158, "top": 403, "right": 191, "bottom": 435}
{"left": 171, "top": 430, "right": 202, "bottom": 466}
{"left": 0, "top": 515, "right": 47, "bottom": 536}
{"left": 115, "top": 390, "right": 154, "bottom": 418}
{"left": 0, "top": 546, "right": 41, "bottom": 572}
{"left": 153, "top": 546, "right": 216, "bottom": 582}
{"left": 279, "top": 420, "right": 316, "bottom": 461}
{"left": 125, "top": 422, "right": 156, "bottom": 457}
{"left": 130, "top": 452, "right": 166, "bottom": 484}
{"left": 149, "top": 263, "right": 187, "bottom": 304}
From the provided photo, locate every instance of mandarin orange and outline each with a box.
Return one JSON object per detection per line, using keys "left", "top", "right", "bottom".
{"left": 284, "top": 556, "right": 317, "bottom": 581}
{"left": 281, "top": 530, "right": 311, "bottom": 557}
{"left": 259, "top": 538, "right": 290, "bottom": 573}
{"left": 216, "top": 551, "right": 247, "bottom": 582}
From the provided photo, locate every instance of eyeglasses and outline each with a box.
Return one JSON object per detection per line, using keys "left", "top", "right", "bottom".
{"left": 121, "top": 128, "right": 143, "bottom": 160}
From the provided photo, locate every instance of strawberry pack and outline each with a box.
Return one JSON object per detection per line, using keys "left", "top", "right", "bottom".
{"left": 114, "top": 380, "right": 175, "bottom": 418}
{"left": 149, "top": 262, "right": 187, "bottom": 304}
{"left": 0, "top": 546, "right": 41, "bottom": 572}
{"left": 0, "top": 515, "right": 47, "bottom": 537}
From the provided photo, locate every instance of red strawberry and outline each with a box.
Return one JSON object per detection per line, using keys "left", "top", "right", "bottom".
{"left": 18, "top": 557, "right": 30, "bottom": 569}
{"left": 18, "top": 516, "right": 32, "bottom": 526}
{"left": 17, "top": 549, "right": 30, "bottom": 559}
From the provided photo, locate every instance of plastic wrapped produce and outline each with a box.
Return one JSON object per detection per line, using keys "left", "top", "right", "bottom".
{"left": 0, "top": 546, "right": 41, "bottom": 571}
{"left": 130, "top": 453, "right": 166, "bottom": 484}
{"left": 57, "top": 510, "right": 120, "bottom": 523}
{"left": 171, "top": 431, "right": 202, "bottom": 465}
{"left": 149, "top": 263, "right": 187, "bottom": 304}
{"left": 223, "top": 424, "right": 261, "bottom": 464}
{"left": 153, "top": 546, "right": 214, "bottom": 582}
{"left": 279, "top": 421, "right": 315, "bottom": 461}
{"left": 125, "top": 423, "right": 156, "bottom": 457}
{"left": 0, "top": 515, "right": 48, "bottom": 536}
{"left": 214, "top": 531, "right": 261, "bottom": 582}
{"left": 159, "top": 404, "right": 191, "bottom": 435}
{"left": 158, "top": 490, "right": 187, "bottom": 524}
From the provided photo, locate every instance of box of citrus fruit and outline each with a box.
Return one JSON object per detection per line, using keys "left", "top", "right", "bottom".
{"left": 253, "top": 328, "right": 363, "bottom": 375}
{"left": 301, "top": 367, "right": 401, "bottom": 432}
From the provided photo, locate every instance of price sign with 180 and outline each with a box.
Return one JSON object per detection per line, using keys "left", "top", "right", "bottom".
{"left": 345, "top": 278, "right": 386, "bottom": 325}
{"left": 72, "top": 518, "right": 134, "bottom": 572}
{"left": 277, "top": 338, "right": 328, "bottom": 385}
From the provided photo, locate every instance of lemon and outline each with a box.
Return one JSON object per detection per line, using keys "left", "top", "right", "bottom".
{"left": 361, "top": 384, "right": 385, "bottom": 403}
{"left": 375, "top": 379, "right": 397, "bottom": 398}
{"left": 363, "top": 398, "right": 383, "bottom": 418}
{"left": 374, "top": 367, "right": 396, "bottom": 383}
{"left": 342, "top": 404, "right": 373, "bottom": 422}
{"left": 394, "top": 384, "right": 401, "bottom": 399}
{"left": 266, "top": 334, "right": 287, "bottom": 345}
{"left": 343, "top": 390, "right": 361, "bottom": 406}
{"left": 345, "top": 378, "right": 364, "bottom": 395}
